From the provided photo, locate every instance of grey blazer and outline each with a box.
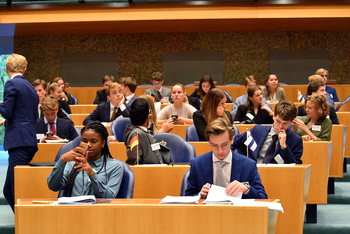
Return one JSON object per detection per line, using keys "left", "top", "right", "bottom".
{"left": 144, "top": 87, "right": 172, "bottom": 102}
{"left": 260, "top": 86, "right": 286, "bottom": 102}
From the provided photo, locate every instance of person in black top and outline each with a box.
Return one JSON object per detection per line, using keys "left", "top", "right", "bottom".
{"left": 93, "top": 75, "right": 115, "bottom": 104}
{"left": 53, "top": 77, "right": 74, "bottom": 105}
{"left": 47, "top": 82, "right": 71, "bottom": 115}
{"left": 234, "top": 85, "right": 273, "bottom": 124}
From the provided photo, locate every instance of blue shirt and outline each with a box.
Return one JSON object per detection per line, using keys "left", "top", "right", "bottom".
{"left": 47, "top": 156, "right": 123, "bottom": 198}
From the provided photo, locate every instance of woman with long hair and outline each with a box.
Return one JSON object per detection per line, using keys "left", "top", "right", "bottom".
{"left": 260, "top": 74, "right": 286, "bottom": 103}
{"left": 234, "top": 85, "right": 273, "bottom": 124}
{"left": 53, "top": 77, "right": 73, "bottom": 105}
{"left": 193, "top": 88, "right": 233, "bottom": 141}
{"left": 47, "top": 122, "right": 123, "bottom": 198}
{"left": 139, "top": 94, "right": 174, "bottom": 133}
{"left": 47, "top": 82, "right": 72, "bottom": 114}
{"left": 292, "top": 94, "right": 332, "bottom": 141}
{"left": 190, "top": 75, "right": 215, "bottom": 101}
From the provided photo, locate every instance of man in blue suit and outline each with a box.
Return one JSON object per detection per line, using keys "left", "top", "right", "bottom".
{"left": 83, "top": 82, "right": 129, "bottom": 125}
{"left": 120, "top": 77, "right": 137, "bottom": 107}
{"left": 36, "top": 95, "right": 78, "bottom": 143}
{"left": 185, "top": 118, "right": 267, "bottom": 199}
{"left": 233, "top": 101, "right": 303, "bottom": 164}
{"left": 0, "top": 54, "right": 39, "bottom": 212}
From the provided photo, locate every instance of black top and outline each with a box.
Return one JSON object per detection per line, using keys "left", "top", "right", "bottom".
{"left": 193, "top": 109, "right": 233, "bottom": 141}
{"left": 187, "top": 96, "right": 201, "bottom": 110}
{"left": 297, "top": 105, "right": 339, "bottom": 124}
{"left": 59, "top": 99, "right": 71, "bottom": 114}
{"left": 234, "top": 105, "right": 273, "bottom": 124}
{"left": 93, "top": 89, "right": 108, "bottom": 104}
{"left": 189, "top": 88, "right": 232, "bottom": 103}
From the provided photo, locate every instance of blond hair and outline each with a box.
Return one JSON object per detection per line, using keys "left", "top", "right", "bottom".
{"left": 305, "top": 94, "right": 330, "bottom": 120}
{"left": 308, "top": 75, "right": 322, "bottom": 83}
{"left": 41, "top": 95, "right": 59, "bottom": 111}
{"left": 6, "top": 54, "right": 27, "bottom": 73}
{"left": 205, "top": 118, "right": 235, "bottom": 141}
{"left": 47, "top": 82, "right": 61, "bottom": 96}
{"left": 139, "top": 94, "right": 160, "bottom": 133}
{"left": 106, "top": 82, "right": 122, "bottom": 96}
{"left": 316, "top": 68, "right": 328, "bottom": 75}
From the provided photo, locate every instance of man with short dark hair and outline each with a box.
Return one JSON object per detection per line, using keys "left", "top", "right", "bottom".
{"left": 185, "top": 118, "right": 267, "bottom": 199}
{"left": 144, "top": 72, "right": 171, "bottom": 103}
{"left": 124, "top": 98, "right": 170, "bottom": 165}
{"left": 233, "top": 100, "right": 303, "bottom": 164}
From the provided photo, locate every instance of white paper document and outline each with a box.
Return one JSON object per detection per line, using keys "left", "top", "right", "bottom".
{"left": 51, "top": 195, "right": 96, "bottom": 205}
{"left": 234, "top": 199, "right": 284, "bottom": 212}
{"left": 160, "top": 194, "right": 201, "bottom": 204}
{"left": 203, "top": 185, "right": 242, "bottom": 204}
{"left": 45, "top": 139, "right": 69, "bottom": 143}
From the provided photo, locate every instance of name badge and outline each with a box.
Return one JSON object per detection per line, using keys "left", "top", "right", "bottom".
{"left": 151, "top": 143, "right": 161, "bottom": 151}
{"left": 312, "top": 125, "right": 321, "bottom": 131}
{"left": 274, "top": 154, "right": 284, "bottom": 164}
{"left": 246, "top": 113, "right": 254, "bottom": 120}
{"left": 326, "top": 115, "right": 330, "bottom": 119}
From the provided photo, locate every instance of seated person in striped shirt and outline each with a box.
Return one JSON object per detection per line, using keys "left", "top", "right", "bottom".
{"left": 36, "top": 95, "right": 78, "bottom": 143}
{"left": 83, "top": 82, "right": 129, "bottom": 125}
{"left": 232, "top": 101, "right": 303, "bottom": 164}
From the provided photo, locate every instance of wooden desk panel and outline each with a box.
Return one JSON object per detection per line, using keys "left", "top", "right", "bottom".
{"left": 337, "top": 112, "right": 350, "bottom": 158}
{"left": 75, "top": 125, "right": 111, "bottom": 135}
{"left": 32, "top": 143, "right": 64, "bottom": 163}
{"left": 70, "top": 105, "right": 97, "bottom": 114}
{"left": 71, "top": 114, "right": 89, "bottom": 126}
{"left": 66, "top": 87, "right": 100, "bottom": 105}
{"left": 329, "top": 125, "right": 344, "bottom": 177}
{"left": 15, "top": 198, "right": 278, "bottom": 234}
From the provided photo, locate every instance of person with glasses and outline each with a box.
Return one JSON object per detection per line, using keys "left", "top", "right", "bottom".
{"left": 316, "top": 68, "right": 339, "bottom": 102}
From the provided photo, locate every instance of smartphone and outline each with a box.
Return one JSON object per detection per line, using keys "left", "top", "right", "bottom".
{"left": 172, "top": 115, "right": 178, "bottom": 121}
{"left": 45, "top": 132, "right": 53, "bottom": 137}
{"left": 76, "top": 141, "right": 88, "bottom": 155}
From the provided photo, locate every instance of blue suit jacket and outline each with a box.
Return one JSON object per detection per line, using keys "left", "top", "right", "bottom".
{"left": 36, "top": 117, "right": 79, "bottom": 142}
{"left": 185, "top": 151, "right": 267, "bottom": 199}
{"left": 232, "top": 125, "right": 303, "bottom": 164}
{"left": 126, "top": 94, "right": 137, "bottom": 107}
{"left": 325, "top": 86, "right": 339, "bottom": 102}
{"left": 83, "top": 102, "right": 129, "bottom": 125}
{"left": 0, "top": 75, "right": 39, "bottom": 150}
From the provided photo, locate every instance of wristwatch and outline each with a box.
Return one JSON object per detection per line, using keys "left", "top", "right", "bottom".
{"left": 88, "top": 169, "right": 96, "bottom": 177}
{"left": 242, "top": 182, "right": 250, "bottom": 195}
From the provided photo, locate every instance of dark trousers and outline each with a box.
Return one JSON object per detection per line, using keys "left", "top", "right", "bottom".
{"left": 3, "top": 146, "right": 37, "bottom": 212}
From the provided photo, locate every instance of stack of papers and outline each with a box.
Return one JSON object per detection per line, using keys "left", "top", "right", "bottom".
{"left": 160, "top": 194, "right": 201, "bottom": 204}
{"left": 51, "top": 195, "right": 96, "bottom": 205}
{"left": 203, "top": 185, "right": 242, "bottom": 204}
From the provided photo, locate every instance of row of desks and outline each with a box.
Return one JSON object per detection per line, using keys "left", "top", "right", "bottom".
{"left": 67, "top": 85, "right": 350, "bottom": 105}
{"left": 15, "top": 165, "right": 310, "bottom": 234}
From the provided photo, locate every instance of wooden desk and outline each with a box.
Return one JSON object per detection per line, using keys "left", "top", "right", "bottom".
{"left": 70, "top": 104, "right": 97, "bottom": 114}
{"left": 337, "top": 112, "right": 350, "bottom": 158}
{"left": 71, "top": 113, "right": 89, "bottom": 125}
{"left": 14, "top": 165, "right": 310, "bottom": 234}
{"left": 15, "top": 198, "right": 278, "bottom": 234}
{"left": 75, "top": 125, "right": 111, "bottom": 135}
{"left": 32, "top": 143, "right": 64, "bottom": 163}
{"left": 329, "top": 125, "right": 345, "bottom": 177}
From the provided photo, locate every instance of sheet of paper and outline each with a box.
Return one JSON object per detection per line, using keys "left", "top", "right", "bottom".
{"left": 234, "top": 199, "right": 284, "bottom": 212}
{"left": 160, "top": 194, "right": 201, "bottom": 204}
{"left": 204, "top": 185, "right": 242, "bottom": 204}
{"left": 45, "top": 139, "right": 69, "bottom": 143}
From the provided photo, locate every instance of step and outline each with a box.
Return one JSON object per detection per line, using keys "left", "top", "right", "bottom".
{"left": 328, "top": 182, "right": 350, "bottom": 204}
{"left": 0, "top": 204, "right": 14, "bottom": 234}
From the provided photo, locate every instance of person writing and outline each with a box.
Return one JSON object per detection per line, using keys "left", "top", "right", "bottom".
{"left": 233, "top": 101, "right": 303, "bottom": 164}
{"left": 185, "top": 118, "right": 267, "bottom": 199}
{"left": 47, "top": 122, "right": 123, "bottom": 198}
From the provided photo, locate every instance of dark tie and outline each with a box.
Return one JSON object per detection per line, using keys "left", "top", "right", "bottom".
{"left": 157, "top": 91, "right": 162, "bottom": 101}
{"left": 111, "top": 107, "right": 117, "bottom": 121}
{"left": 49, "top": 122, "right": 56, "bottom": 135}
{"left": 263, "top": 134, "right": 278, "bottom": 163}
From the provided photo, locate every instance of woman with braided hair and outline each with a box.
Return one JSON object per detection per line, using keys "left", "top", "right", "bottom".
{"left": 47, "top": 122, "right": 123, "bottom": 198}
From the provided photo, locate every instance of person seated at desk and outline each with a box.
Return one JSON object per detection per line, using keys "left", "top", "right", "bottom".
{"left": 36, "top": 95, "right": 78, "bottom": 143}
{"left": 53, "top": 77, "right": 73, "bottom": 105}
{"left": 260, "top": 73, "right": 286, "bottom": 103}
{"left": 124, "top": 98, "right": 170, "bottom": 165}
{"left": 47, "top": 82, "right": 72, "bottom": 115}
{"left": 120, "top": 76, "right": 137, "bottom": 106}
{"left": 316, "top": 68, "right": 339, "bottom": 102}
{"left": 231, "top": 75, "right": 271, "bottom": 117}
{"left": 305, "top": 74, "right": 334, "bottom": 108}
{"left": 190, "top": 75, "right": 232, "bottom": 103}
{"left": 193, "top": 88, "right": 233, "bottom": 141}
{"left": 292, "top": 94, "right": 332, "bottom": 141}
{"left": 32, "top": 79, "right": 70, "bottom": 120}
{"left": 93, "top": 75, "right": 115, "bottom": 104}
{"left": 233, "top": 101, "right": 303, "bottom": 164}
{"left": 140, "top": 94, "right": 173, "bottom": 133}
{"left": 47, "top": 122, "right": 123, "bottom": 198}
{"left": 144, "top": 72, "right": 171, "bottom": 104}
{"left": 185, "top": 118, "right": 267, "bottom": 199}
{"left": 83, "top": 82, "right": 129, "bottom": 125}
{"left": 157, "top": 83, "right": 197, "bottom": 125}
{"left": 234, "top": 85, "right": 273, "bottom": 124}
{"left": 183, "top": 88, "right": 201, "bottom": 110}
{"left": 298, "top": 81, "right": 339, "bottom": 124}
